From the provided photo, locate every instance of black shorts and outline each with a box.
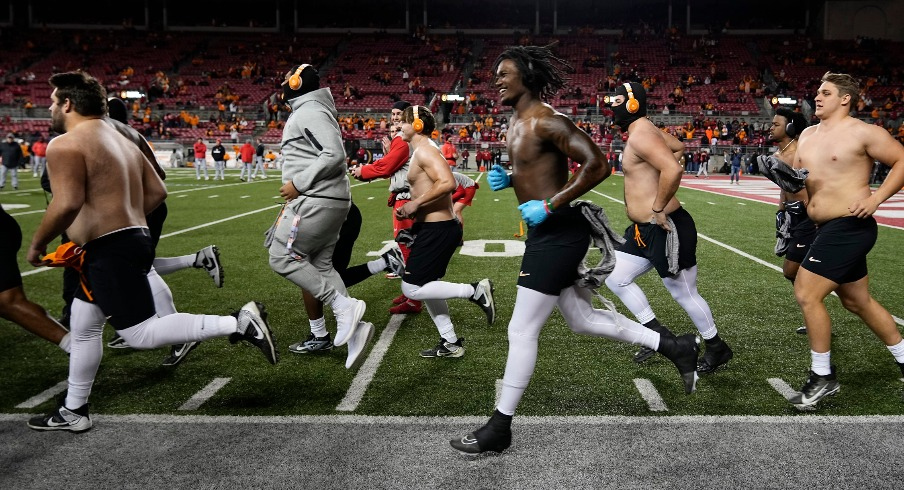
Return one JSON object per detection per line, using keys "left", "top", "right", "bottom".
{"left": 518, "top": 206, "right": 590, "bottom": 295}
{"left": 0, "top": 207, "right": 23, "bottom": 292}
{"left": 801, "top": 216, "right": 877, "bottom": 284}
{"left": 76, "top": 227, "right": 157, "bottom": 329}
{"left": 146, "top": 201, "right": 168, "bottom": 249}
{"left": 617, "top": 206, "right": 698, "bottom": 278}
{"left": 784, "top": 212, "right": 817, "bottom": 264}
{"left": 403, "top": 219, "right": 462, "bottom": 286}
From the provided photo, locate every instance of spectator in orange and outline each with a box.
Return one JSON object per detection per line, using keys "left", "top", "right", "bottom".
{"left": 442, "top": 138, "right": 458, "bottom": 168}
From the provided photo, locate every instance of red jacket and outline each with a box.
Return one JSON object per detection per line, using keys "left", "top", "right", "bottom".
{"left": 360, "top": 136, "right": 410, "bottom": 180}
{"left": 193, "top": 141, "right": 207, "bottom": 158}
{"left": 31, "top": 141, "right": 47, "bottom": 157}
{"left": 240, "top": 143, "right": 255, "bottom": 162}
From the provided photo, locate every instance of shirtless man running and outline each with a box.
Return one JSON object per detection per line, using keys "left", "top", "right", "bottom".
{"left": 25, "top": 71, "right": 277, "bottom": 432}
{"left": 450, "top": 45, "right": 699, "bottom": 456}
{"left": 788, "top": 72, "right": 904, "bottom": 409}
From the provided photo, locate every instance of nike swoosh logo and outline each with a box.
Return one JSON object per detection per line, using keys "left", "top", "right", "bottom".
{"left": 461, "top": 436, "right": 477, "bottom": 445}
{"left": 252, "top": 324, "right": 265, "bottom": 340}
{"left": 808, "top": 257, "right": 821, "bottom": 263}
{"left": 796, "top": 244, "right": 806, "bottom": 248}
{"left": 519, "top": 271, "right": 530, "bottom": 277}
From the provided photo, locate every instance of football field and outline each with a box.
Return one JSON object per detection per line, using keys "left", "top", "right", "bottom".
{"left": 2, "top": 168, "right": 903, "bottom": 487}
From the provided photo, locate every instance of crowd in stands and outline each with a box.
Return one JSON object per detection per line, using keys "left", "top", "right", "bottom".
{"left": 2, "top": 25, "right": 903, "bottom": 149}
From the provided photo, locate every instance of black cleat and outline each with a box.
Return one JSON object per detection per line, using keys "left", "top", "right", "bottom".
{"left": 450, "top": 411, "right": 512, "bottom": 456}
{"left": 233, "top": 301, "right": 279, "bottom": 364}
{"left": 28, "top": 403, "right": 92, "bottom": 433}
{"left": 657, "top": 333, "right": 700, "bottom": 394}
{"left": 633, "top": 346, "right": 656, "bottom": 363}
{"left": 789, "top": 366, "right": 840, "bottom": 410}
{"left": 469, "top": 278, "right": 496, "bottom": 326}
{"left": 697, "top": 338, "right": 734, "bottom": 374}
{"left": 162, "top": 341, "right": 201, "bottom": 367}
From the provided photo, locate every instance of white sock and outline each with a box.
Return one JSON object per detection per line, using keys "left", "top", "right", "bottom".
{"left": 367, "top": 258, "right": 386, "bottom": 275}
{"left": 424, "top": 299, "right": 457, "bottom": 343}
{"left": 59, "top": 333, "right": 71, "bottom": 353}
{"left": 310, "top": 317, "right": 328, "bottom": 338}
{"left": 330, "top": 293, "right": 352, "bottom": 312}
{"left": 810, "top": 350, "right": 832, "bottom": 376}
{"left": 152, "top": 254, "right": 196, "bottom": 275}
{"left": 887, "top": 339, "right": 904, "bottom": 364}
{"left": 401, "top": 281, "right": 473, "bottom": 301}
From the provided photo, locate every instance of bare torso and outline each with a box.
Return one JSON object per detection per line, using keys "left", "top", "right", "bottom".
{"left": 407, "top": 142, "right": 455, "bottom": 222}
{"left": 51, "top": 119, "right": 158, "bottom": 244}
{"left": 507, "top": 105, "right": 571, "bottom": 203}
{"left": 796, "top": 118, "right": 873, "bottom": 224}
{"left": 621, "top": 119, "right": 683, "bottom": 223}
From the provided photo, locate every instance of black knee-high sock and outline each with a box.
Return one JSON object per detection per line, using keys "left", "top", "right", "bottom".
{"left": 644, "top": 318, "right": 675, "bottom": 338}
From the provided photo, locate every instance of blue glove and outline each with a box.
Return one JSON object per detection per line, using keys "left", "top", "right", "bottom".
{"left": 518, "top": 200, "right": 550, "bottom": 227}
{"left": 487, "top": 164, "right": 511, "bottom": 191}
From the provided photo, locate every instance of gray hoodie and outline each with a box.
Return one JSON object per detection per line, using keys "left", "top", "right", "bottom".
{"left": 280, "top": 88, "right": 349, "bottom": 201}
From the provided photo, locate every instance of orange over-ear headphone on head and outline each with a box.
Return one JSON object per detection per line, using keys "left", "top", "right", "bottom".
{"left": 623, "top": 83, "right": 640, "bottom": 114}
{"left": 288, "top": 64, "right": 311, "bottom": 90}
{"left": 412, "top": 105, "right": 424, "bottom": 133}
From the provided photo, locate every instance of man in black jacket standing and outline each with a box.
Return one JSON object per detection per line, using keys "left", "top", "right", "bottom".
{"left": 211, "top": 139, "right": 227, "bottom": 181}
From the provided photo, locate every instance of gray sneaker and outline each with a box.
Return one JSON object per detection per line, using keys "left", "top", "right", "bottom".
{"left": 381, "top": 247, "right": 406, "bottom": 277}
{"left": 194, "top": 245, "right": 224, "bottom": 288}
{"left": 288, "top": 333, "right": 334, "bottom": 354}
{"left": 789, "top": 367, "right": 840, "bottom": 410}
{"left": 469, "top": 278, "right": 496, "bottom": 326}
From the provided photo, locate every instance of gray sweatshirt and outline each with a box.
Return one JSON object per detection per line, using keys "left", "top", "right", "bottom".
{"left": 280, "top": 88, "right": 350, "bottom": 200}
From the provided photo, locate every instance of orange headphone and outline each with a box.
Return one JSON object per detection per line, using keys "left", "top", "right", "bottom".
{"left": 623, "top": 83, "right": 640, "bottom": 114}
{"left": 288, "top": 64, "right": 311, "bottom": 90}
{"left": 411, "top": 105, "right": 424, "bottom": 133}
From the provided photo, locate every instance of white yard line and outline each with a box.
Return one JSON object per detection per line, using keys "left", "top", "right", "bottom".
{"left": 767, "top": 378, "right": 798, "bottom": 401}
{"left": 178, "top": 377, "right": 232, "bottom": 411}
{"left": 633, "top": 378, "right": 669, "bottom": 412}
{"left": 15, "top": 380, "right": 68, "bottom": 409}
{"left": 336, "top": 313, "right": 405, "bottom": 412}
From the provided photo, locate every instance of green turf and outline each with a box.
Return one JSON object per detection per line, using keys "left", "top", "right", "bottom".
{"left": 3, "top": 169, "right": 903, "bottom": 416}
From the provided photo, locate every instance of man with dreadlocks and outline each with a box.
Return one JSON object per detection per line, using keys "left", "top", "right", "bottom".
{"left": 450, "top": 44, "right": 700, "bottom": 456}
{"left": 603, "top": 81, "right": 734, "bottom": 375}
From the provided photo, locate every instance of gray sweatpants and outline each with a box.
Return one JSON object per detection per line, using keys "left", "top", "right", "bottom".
{"left": 268, "top": 196, "right": 350, "bottom": 304}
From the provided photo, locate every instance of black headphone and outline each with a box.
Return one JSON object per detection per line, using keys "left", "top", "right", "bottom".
{"left": 287, "top": 64, "right": 311, "bottom": 90}
{"left": 411, "top": 105, "right": 424, "bottom": 133}
{"left": 785, "top": 119, "right": 799, "bottom": 139}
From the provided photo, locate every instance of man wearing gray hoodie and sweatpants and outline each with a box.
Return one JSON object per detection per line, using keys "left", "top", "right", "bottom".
{"left": 267, "top": 64, "right": 373, "bottom": 369}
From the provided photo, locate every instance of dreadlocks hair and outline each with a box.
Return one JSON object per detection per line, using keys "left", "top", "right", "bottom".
{"left": 493, "top": 43, "right": 573, "bottom": 101}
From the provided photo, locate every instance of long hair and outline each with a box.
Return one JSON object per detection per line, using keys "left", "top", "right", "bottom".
{"left": 493, "top": 43, "right": 572, "bottom": 101}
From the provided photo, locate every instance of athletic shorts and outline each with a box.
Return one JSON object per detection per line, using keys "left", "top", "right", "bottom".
{"left": 802, "top": 216, "right": 876, "bottom": 284}
{"left": 784, "top": 212, "right": 817, "bottom": 264}
{"left": 76, "top": 227, "right": 157, "bottom": 329}
{"left": 146, "top": 201, "right": 168, "bottom": 249}
{"left": 518, "top": 206, "right": 590, "bottom": 295}
{"left": 0, "top": 208, "right": 23, "bottom": 292}
{"left": 452, "top": 184, "right": 478, "bottom": 206}
{"left": 403, "top": 219, "right": 462, "bottom": 286}
{"left": 617, "top": 206, "right": 698, "bottom": 278}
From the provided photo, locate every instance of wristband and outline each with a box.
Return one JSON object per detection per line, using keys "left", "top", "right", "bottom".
{"left": 652, "top": 207, "right": 664, "bottom": 214}
{"left": 544, "top": 198, "right": 555, "bottom": 214}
